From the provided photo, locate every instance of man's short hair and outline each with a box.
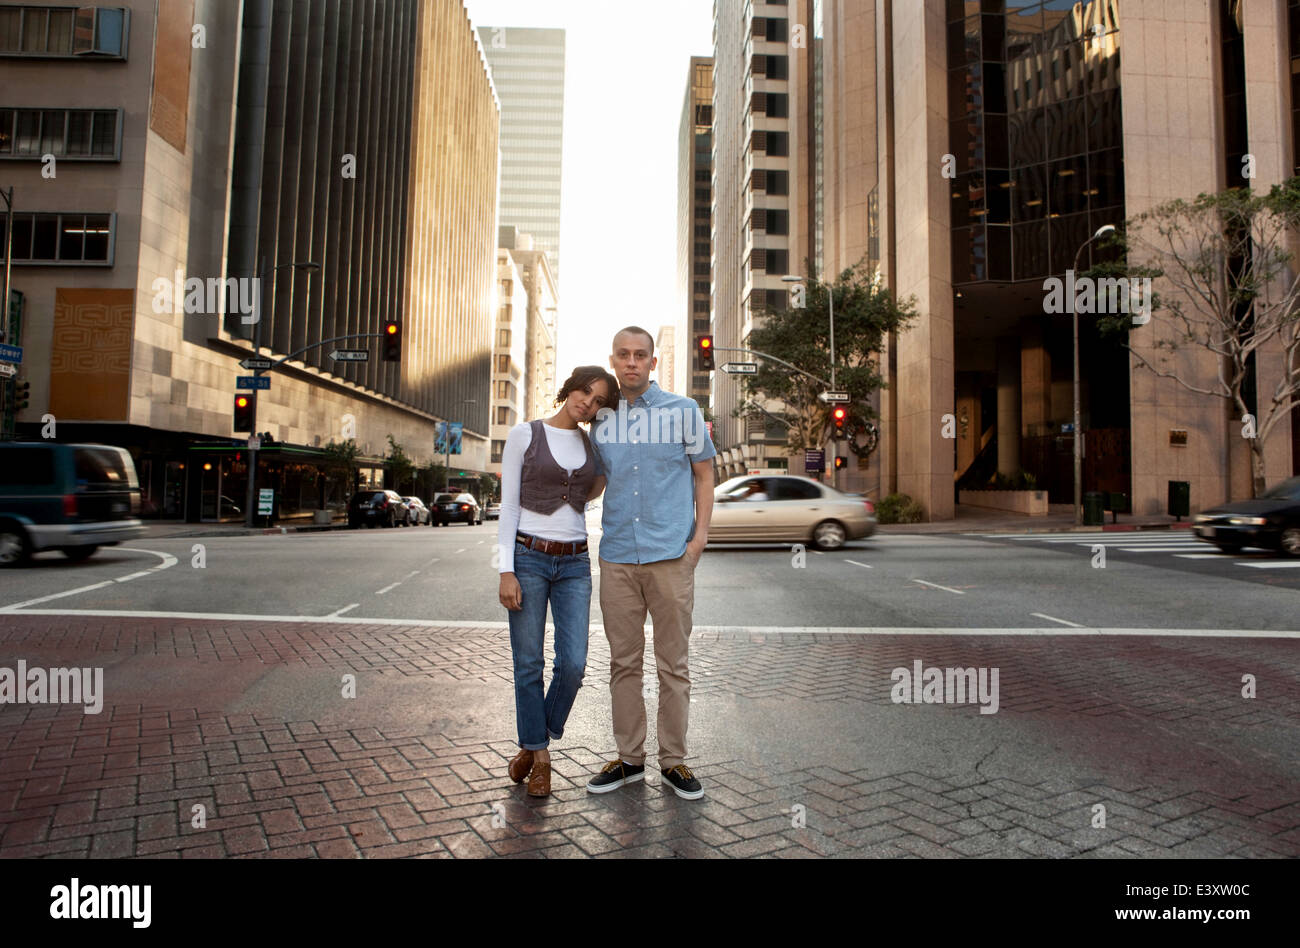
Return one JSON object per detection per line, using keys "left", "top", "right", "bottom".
{"left": 612, "top": 326, "right": 655, "bottom": 356}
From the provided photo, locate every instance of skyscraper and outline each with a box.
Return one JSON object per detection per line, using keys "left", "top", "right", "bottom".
{"left": 477, "top": 26, "right": 566, "bottom": 286}
{"left": 677, "top": 56, "right": 714, "bottom": 405}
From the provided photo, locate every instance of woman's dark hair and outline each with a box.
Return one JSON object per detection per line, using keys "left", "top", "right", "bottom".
{"left": 555, "top": 366, "right": 619, "bottom": 408}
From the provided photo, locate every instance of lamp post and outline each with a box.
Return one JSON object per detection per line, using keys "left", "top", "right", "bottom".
{"left": 783, "top": 272, "right": 839, "bottom": 487}
{"left": 244, "top": 258, "right": 321, "bottom": 528}
{"left": 1071, "top": 224, "right": 1116, "bottom": 525}
{"left": 444, "top": 399, "right": 476, "bottom": 492}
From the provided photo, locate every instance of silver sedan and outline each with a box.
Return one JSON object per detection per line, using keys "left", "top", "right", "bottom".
{"left": 709, "top": 475, "right": 877, "bottom": 550}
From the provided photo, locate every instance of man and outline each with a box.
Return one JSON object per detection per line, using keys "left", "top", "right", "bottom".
{"left": 587, "top": 327, "right": 715, "bottom": 799}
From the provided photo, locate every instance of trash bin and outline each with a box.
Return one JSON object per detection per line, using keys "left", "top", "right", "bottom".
{"left": 1168, "top": 480, "right": 1190, "bottom": 520}
{"left": 1083, "top": 491, "right": 1105, "bottom": 526}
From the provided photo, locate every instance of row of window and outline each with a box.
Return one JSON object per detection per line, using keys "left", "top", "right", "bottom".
{"left": 0, "top": 107, "right": 120, "bottom": 160}
{"left": 750, "top": 169, "right": 790, "bottom": 195}
{"left": 1, "top": 212, "right": 114, "bottom": 265}
{"left": 747, "top": 248, "right": 790, "bottom": 274}
{"left": 751, "top": 130, "right": 789, "bottom": 157}
{"left": 751, "top": 91, "right": 789, "bottom": 118}
{"left": 748, "top": 208, "right": 790, "bottom": 236}
{"left": 0, "top": 6, "right": 129, "bottom": 58}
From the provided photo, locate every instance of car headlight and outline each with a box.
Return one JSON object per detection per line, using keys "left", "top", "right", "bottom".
{"left": 1229, "top": 517, "right": 1267, "bottom": 526}
{"left": 1194, "top": 514, "right": 1211, "bottom": 523}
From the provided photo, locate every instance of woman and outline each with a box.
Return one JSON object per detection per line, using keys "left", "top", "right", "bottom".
{"left": 498, "top": 366, "right": 619, "bottom": 796}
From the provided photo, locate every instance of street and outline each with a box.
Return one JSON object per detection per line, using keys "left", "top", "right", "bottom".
{"left": 0, "top": 524, "right": 1296, "bottom": 858}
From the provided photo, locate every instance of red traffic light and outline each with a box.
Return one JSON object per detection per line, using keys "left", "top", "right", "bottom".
{"left": 696, "top": 334, "right": 715, "bottom": 371}
{"left": 382, "top": 321, "right": 402, "bottom": 361}
{"left": 233, "top": 394, "right": 255, "bottom": 432}
{"left": 833, "top": 407, "right": 846, "bottom": 420}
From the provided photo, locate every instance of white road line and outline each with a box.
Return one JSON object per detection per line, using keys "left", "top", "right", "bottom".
{"left": 1116, "top": 546, "right": 1207, "bottom": 553}
{"left": 375, "top": 582, "right": 401, "bottom": 595}
{"left": 844, "top": 559, "right": 874, "bottom": 569}
{"left": 329, "top": 604, "right": 359, "bottom": 617}
{"left": 478, "top": 541, "right": 484, "bottom": 544}
{"left": 455, "top": 548, "right": 466, "bottom": 554}
{"left": 912, "top": 579, "right": 964, "bottom": 595}
{"left": 6, "top": 609, "right": 1298, "bottom": 638}
{"left": 0, "top": 548, "right": 178, "bottom": 612}
{"left": 405, "top": 570, "right": 420, "bottom": 578}
{"left": 425, "top": 558, "right": 441, "bottom": 565}
{"left": 1237, "top": 560, "right": 1300, "bottom": 569}
{"left": 813, "top": 551, "right": 824, "bottom": 556}
{"left": 1175, "top": 553, "right": 1235, "bottom": 559}
{"left": 1031, "top": 612, "right": 1084, "bottom": 628}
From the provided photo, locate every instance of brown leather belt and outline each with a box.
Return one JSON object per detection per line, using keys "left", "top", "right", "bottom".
{"left": 516, "top": 532, "right": 588, "bottom": 557}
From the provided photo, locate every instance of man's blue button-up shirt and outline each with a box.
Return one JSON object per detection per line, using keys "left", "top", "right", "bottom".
{"left": 590, "top": 381, "right": 717, "bottom": 565}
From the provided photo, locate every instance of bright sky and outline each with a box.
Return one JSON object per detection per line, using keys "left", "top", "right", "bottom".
{"left": 461, "top": 0, "right": 713, "bottom": 380}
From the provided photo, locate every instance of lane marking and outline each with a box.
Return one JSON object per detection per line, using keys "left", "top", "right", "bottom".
{"left": 1030, "top": 612, "right": 1084, "bottom": 628}
{"left": 912, "top": 579, "right": 964, "bottom": 595}
{"left": 0, "top": 548, "right": 178, "bottom": 612}
{"left": 455, "top": 548, "right": 466, "bottom": 554}
{"left": 844, "top": 559, "right": 874, "bottom": 569}
{"left": 405, "top": 570, "right": 420, "bottom": 578}
{"left": 329, "top": 604, "right": 359, "bottom": 617}
{"left": 1238, "top": 560, "right": 1300, "bottom": 569}
{"left": 425, "top": 558, "right": 441, "bottom": 566}
{"left": 1175, "top": 553, "right": 1235, "bottom": 560}
{"left": 375, "top": 583, "right": 401, "bottom": 595}
{"left": 5, "top": 609, "right": 1298, "bottom": 637}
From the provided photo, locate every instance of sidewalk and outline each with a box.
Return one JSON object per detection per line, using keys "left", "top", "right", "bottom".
{"left": 137, "top": 520, "right": 350, "bottom": 540}
{"left": 877, "top": 504, "right": 1193, "bottom": 535}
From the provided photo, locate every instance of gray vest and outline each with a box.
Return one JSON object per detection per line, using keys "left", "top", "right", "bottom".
{"left": 519, "top": 419, "right": 598, "bottom": 516}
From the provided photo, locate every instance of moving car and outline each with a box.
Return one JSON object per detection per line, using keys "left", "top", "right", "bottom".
{"left": 1192, "top": 476, "right": 1300, "bottom": 555}
{"left": 484, "top": 503, "right": 501, "bottom": 521}
{"left": 0, "top": 442, "right": 145, "bottom": 567}
{"left": 432, "top": 492, "right": 481, "bottom": 526}
{"left": 709, "top": 474, "right": 876, "bottom": 551}
{"left": 403, "top": 496, "right": 431, "bottom": 526}
{"left": 347, "top": 490, "right": 410, "bottom": 528}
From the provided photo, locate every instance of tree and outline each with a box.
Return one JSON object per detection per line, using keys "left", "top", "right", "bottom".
{"left": 419, "top": 460, "right": 447, "bottom": 498}
{"left": 1107, "top": 179, "right": 1300, "bottom": 496}
{"left": 745, "top": 259, "right": 917, "bottom": 464}
{"left": 385, "top": 435, "right": 415, "bottom": 494}
{"left": 321, "top": 439, "right": 359, "bottom": 502}
{"left": 478, "top": 473, "right": 498, "bottom": 503}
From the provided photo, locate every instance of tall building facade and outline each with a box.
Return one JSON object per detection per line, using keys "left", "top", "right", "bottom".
{"left": 498, "top": 227, "right": 557, "bottom": 424}
{"left": 712, "top": 0, "right": 803, "bottom": 478}
{"left": 477, "top": 26, "right": 565, "bottom": 285}
{"left": 489, "top": 247, "right": 529, "bottom": 475}
{"left": 656, "top": 325, "right": 677, "bottom": 396}
{"left": 677, "top": 56, "right": 714, "bottom": 403}
{"left": 794, "top": 0, "right": 1296, "bottom": 518}
{"left": 0, "top": 0, "right": 499, "bottom": 520}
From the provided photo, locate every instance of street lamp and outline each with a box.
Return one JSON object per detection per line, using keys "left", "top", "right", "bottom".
{"left": 244, "top": 258, "right": 321, "bottom": 527}
{"left": 1071, "top": 224, "right": 1116, "bottom": 525}
{"left": 783, "top": 272, "right": 840, "bottom": 487}
{"left": 444, "top": 399, "right": 476, "bottom": 492}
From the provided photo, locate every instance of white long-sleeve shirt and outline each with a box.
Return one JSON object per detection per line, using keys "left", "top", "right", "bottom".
{"left": 497, "top": 422, "right": 593, "bottom": 574}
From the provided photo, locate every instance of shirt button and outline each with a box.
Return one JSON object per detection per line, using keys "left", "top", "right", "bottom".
{"left": 562, "top": 495, "right": 567, "bottom": 500}
{"left": 634, "top": 492, "right": 638, "bottom": 496}
{"left": 635, "top": 517, "right": 639, "bottom": 522}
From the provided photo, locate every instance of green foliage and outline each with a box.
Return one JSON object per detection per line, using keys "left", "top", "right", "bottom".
{"left": 321, "top": 439, "right": 358, "bottom": 486}
{"left": 876, "top": 492, "right": 925, "bottom": 524}
{"left": 478, "top": 473, "right": 498, "bottom": 502}
{"left": 747, "top": 259, "right": 916, "bottom": 463}
{"left": 385, "top": 435, "right": 415, "bottom": 494}
{"left": 419, "top": 460, "right": 446, "bottom": 498}
{"left": 984, "top": 469, "right": 1038, "bottom": 491}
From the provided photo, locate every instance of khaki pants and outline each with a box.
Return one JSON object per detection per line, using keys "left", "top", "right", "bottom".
{"left": 598, "top": 555, "right": 694, "bottom": 769}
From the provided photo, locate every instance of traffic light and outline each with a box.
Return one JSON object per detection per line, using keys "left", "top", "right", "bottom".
{"left": 832, "top": 406, "right": 847, "bottom": 435}
{"left": 696, "top": 335, "right": 714, "bottom": 371}
{"left": 12, "top": 380, "right": 30, "bottom": 411}
{"left": 382, "top": 321, "right": 402, "bottom": 362}
{"left": 834, "top": 456, "right": 846, "bottom": 470}
{"left": 233, "top": 394, "right": 255, "bottom": 433}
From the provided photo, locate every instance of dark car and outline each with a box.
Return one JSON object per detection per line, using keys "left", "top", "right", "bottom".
{"left": 348, "top": 490, "right": 410, "bottom": 529}
{"left": 0, "top": 443, "right": 145, "bottom": 567}
{"left": 403, "top": 496, "right": 431, "bottom": 526}
{"left": 1193, "top": 476, "right": 1300, "bottom": 555}
{"left": 432, "top": 492, "right": 480, "bottom": 526}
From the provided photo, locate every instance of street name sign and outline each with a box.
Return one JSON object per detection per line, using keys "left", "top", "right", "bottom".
{"left": 819, "top": 391, "right": 850, "bottom": 404}
{"left": 0, "top": 343, "right": 22, "bottom": 364}
{"left": 239, "top": 357, "right": 274, "bottom": 371}
{"left": 237, "top": 376, "right": 272, "bottom": 391}
{"left": 720, "top": 362, "right": 758, "bottom": 375}
{"left": 329, "top": 349, "right": 370, "bottom": 363}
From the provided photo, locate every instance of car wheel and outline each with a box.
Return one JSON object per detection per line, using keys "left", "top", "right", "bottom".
{"left": 1280, "top": 527, "right": 1300, "bottom": 557}
{"left": 812, "top": 520, "right": 847, "bottom": 551}
{"left": 1213, "top": 542, "right": 1243, "bottom": 555}
{"left": 0, "top": 522, "right": 32, "bottom": 568}
{"left": 60, "top": 545, "right": 100, "bottom": 562}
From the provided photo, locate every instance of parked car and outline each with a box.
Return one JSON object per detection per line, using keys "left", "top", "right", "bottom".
{"left": 403, "top": 496, "right": 431, "bottom": 526}
{"left": 1193, "top": 476, "right": 1300, "bottom": 555}
{"left": 0, "top": 442, "right": 145, "bottom": 567}
{"left": 709, "top": 475, "right": 876, "bottom": 551}
{"left": 484, "top": 503, "right": 501, "bottom": 521}
{"left": 347, "top": 490, "right": 410, "bottom": 528}
{"left": 432, "top": 492, "right": 481, "bottom": 526}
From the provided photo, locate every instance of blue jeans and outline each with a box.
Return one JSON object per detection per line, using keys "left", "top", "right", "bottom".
{"left": 508, "top": 542, "right": 592, "bottom": 750}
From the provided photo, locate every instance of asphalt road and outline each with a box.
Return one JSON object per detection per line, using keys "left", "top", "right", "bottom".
{"left": 1, "top": 521, "right": 1296, "bottom": 632}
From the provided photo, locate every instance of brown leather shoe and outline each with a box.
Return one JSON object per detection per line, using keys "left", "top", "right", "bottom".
{"left": 526, "top": 760, "right": 551, "bottom": 797}
{"left": 508, "top": 749, "right": 534, "bottom": 784}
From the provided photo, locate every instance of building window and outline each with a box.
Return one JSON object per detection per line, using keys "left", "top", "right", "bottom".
{"left": 764, "top": 249, "right": 788, "bottom": 273}
{"left": 495, "top": 380, "right": 513, "bottom": 400}
{"left": 693, "top": 261, "right": 710, "bottom": 276}
{"left": 693, "top": 317, "right": 711, "bottom": 332}
{"left": 764, "top": 54, "right": 789, "bottom": 80}
{"left": 491, "top": 440, "right": 505, "bottom": 464}
{"left": 694, "top": 241, "right": 710, "bottom": 258}
{"left": 692, "top": 374, "right": 711, "bottom": 390}
{"left": 765, "top": 93, "right": 789, "bottom": 118}
{"left": 496, "top": 354, "right": 510, "bottom": 373}
{"left": 693, "top": 299, "right": 710, "bottom": 313}
{"left": 695, "top": 187, "right": 710, "bottom": 202}
{"left": 765, "top": 18, "right": 788, "bottom": 43}
{"left": 497, "top": 328, "right": 511, "bottom": 348}
{"left": 693, "top": 281, "right": 709, "bottom": 295}
{"left": 2, "top": 211, "right": 113, "bottom": 264}
{"left": 495, "top": 407, "right": 513, "bottom": 426}
{"left": 694, "top": 224, "right": 710, "bottom": 238}
{"left": 0, "top": 107, "right": 121, "bottom": 160}
{"left": 766, "top": 170, "right": 789, "bottom": 195}
{"left": 695, "top": 169, "right": 710, "bottom": 183}
{"left": 0, "top": 6, "right": 130, "bottom": 59}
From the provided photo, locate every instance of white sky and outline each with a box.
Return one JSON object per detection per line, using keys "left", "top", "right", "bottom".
{"left": 461, "top": 0, "right": 714, "bottom": 380}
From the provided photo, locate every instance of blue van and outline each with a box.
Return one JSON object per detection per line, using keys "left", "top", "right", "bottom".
{"left": 0, "top": 443, "right": 145, "bottom": 566}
